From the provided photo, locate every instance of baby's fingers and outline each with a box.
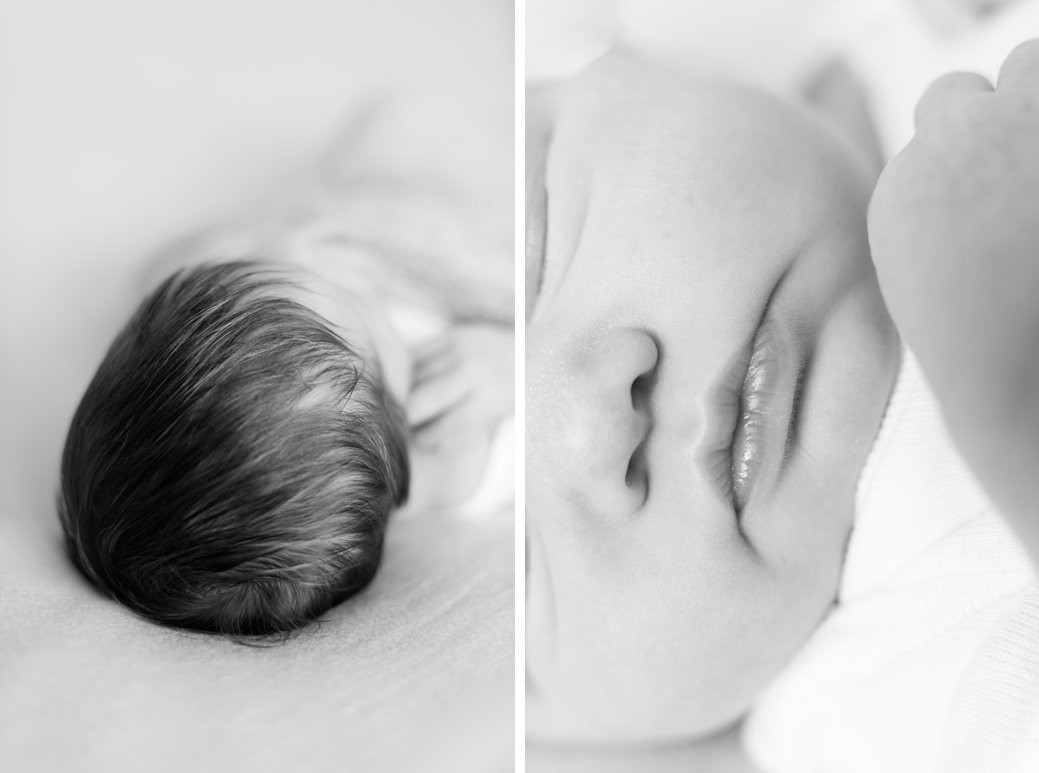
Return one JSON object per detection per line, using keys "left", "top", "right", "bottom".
{"left": 411, "top": 337, "right": 458, "bottom": 386}
{"left": 914, "top": 71, "right": 993, "bottom": 128}
{"left": 410, "top": 393, "right": 481, "bottom": 453}
{"left": 411, "top": 332, "right": 453, "bottom": 362}
{"left": 408, "top": 372, "right": 472, "bottom": 429}
{"left": 998, "top": 39, "right": 1039, "bottom": 93}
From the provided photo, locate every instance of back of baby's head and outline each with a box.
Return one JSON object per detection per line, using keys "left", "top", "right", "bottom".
{"left": 59, "top": 261, "right": 409, "bottom": 636}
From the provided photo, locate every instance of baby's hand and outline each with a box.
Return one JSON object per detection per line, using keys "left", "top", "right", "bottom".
{"left": 868, "top": 40, "right": 1039, "bottom": 559}
{"left": 403, "top": 323, "right": 514, "bottom": 512}
{"left": 408, "top": 322, "right": 514, "bottom": 451}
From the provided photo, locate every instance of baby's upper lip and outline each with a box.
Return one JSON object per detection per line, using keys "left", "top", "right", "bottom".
{"left": 731, "top": 316, "right": 785, "bottom": 512}
{"left": 733, "top": 278, "right": 805, "bottom": 518}
{"left": 700, "top": 269, "right": 801, "bottom": 515}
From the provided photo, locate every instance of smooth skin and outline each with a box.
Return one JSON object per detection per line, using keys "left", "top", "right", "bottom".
{"left": 869, "top": 39, "right": 1039, "bottom": 564}
{"left": 526, "top": 53, "right": 898, "bottom": 744}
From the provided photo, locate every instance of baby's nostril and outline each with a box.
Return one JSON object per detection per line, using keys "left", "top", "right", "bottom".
{"left": 624, "top": 439, "right": 650, "bottom": 509}
{"left": 630, "top": 338, "right": 660, "bottom": 406}
{"left": 631, "top": 371, "right": 653, "bottom": 411}
{"left": 625, "top": 439, "right": 647, "bottom": 490}
{"left": 627, "top": 364, "right": 655, "bottom": 501}
{"left": 631, "top": 373, "right": 644, "bottom": 399}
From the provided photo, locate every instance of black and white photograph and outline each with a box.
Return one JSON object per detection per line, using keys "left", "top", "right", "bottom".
{"left": 9, "top": 0, "right": 1039, "bottom": 771}
{"left": 0, "top": 1, "right": 514, "bottom": 771}
{"left": 526, "top": 1, "right": 1039, "bottom": 772}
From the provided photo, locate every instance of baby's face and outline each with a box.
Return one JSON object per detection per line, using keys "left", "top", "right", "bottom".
{"left": 526, "top": 54, "right": 898, "bottom": 743}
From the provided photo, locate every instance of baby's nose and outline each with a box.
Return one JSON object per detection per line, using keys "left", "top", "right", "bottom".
{"left": 532, "top": 327, "right": 658, "bottom": 520}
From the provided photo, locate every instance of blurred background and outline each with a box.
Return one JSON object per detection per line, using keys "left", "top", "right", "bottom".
{"left": 0, "top": 2, "right": 513, "bottom": 772}
{"left": 0, "top": 0, "right": 511, "bottom": 530}
{"left": 528, "top": 0, "right": 1039, "bottom": 155}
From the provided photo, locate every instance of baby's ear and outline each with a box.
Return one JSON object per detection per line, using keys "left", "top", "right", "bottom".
{"left": 526, "top": 0, "right": 622, "bottom": 82}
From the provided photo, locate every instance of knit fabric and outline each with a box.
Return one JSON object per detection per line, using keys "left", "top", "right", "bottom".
{"left": 743, "top": 349, "right": 1039, "bottom": 773}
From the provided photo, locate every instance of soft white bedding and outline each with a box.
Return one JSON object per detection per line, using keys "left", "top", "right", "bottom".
{"left": 744, "top": 351, "right": 1039, "bottom": 773}
{"left": 0, "top": 1, "right": 514, "bottom": 771}
{"left": 0, "top": 507, "right": 513, "bottom": 773}
{"left": 740, "top": 7, "right": 1039, "bottom": 769}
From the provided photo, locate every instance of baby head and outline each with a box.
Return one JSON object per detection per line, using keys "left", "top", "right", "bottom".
{"left": 59, "top": 260, "right": 410, "bottom": 636}
{"left": 526, "top": 53, "right": 899, "bottom": 743}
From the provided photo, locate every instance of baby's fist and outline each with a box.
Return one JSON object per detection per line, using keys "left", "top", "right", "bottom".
{"left": 869, "top": 40, "right": 1039, "bottom": 420}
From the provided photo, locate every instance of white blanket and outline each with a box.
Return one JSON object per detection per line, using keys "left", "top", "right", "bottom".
{"left": 744, "top": 350, "right": 1039, "bottom": 773}
{"left": 0, "top": 482, "right": 513, "bottom": 773}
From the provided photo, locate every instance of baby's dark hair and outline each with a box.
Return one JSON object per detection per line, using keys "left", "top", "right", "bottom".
{"left": 59, "top": 261, "right": 409, "bottom": 636}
